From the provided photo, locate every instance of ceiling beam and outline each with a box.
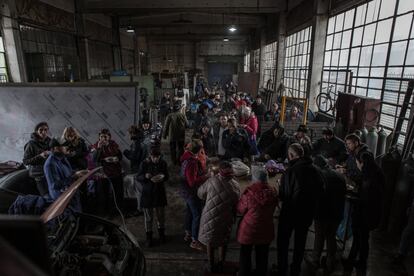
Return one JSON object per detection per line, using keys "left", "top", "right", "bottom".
{"left": 79, "top": 0, "right": 284, "bottom": 14}
{"left": 119, "top": 12, "right": 265, "bottom": 27}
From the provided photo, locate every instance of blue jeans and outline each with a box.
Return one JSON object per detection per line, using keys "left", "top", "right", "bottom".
{"left": 184, "top": 196, "right": 202, "bottom": 240}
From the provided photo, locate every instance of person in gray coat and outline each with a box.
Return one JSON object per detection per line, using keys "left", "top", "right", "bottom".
{"left": 197, "top": 161, "right": 240, "bottom": 273}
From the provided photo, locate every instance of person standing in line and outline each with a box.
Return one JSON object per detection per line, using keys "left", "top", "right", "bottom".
{"left": 91, "top": 129, "right": 124, "bottom": 215}
{"left": 137, "top": 148, "right": 169, "bottom": 247}
{"left": 23, "top": 122, "right": 52, "bottom": 196}
{"left": 277, "top": 143, "right": 324, "bottom": 276}
{"left": 163, "top": 101, "right": 188, "bottom": 165}
{"left": 180, "top": 140, "right": 209, "bottom": 251}
{"left": 197, "top": 161, "right": 240, "bottom": 272}
{"left": 237, "top": 167, "right": 278, "bottom": 276}
{"left": 123, "top": 125, "right": 147, "bottom": 173}
{"left": 251, "top": 96, "right": 266, "bottom": 137}
{"left": 62, "top": 127, "right": 88, "bottom": 171}
{"left": 342, "top": 151, "right": 384, "bottom": 273}
{"left": 213, "top": 114, "right": 229, "bottom": 159}
{"left": 44, "top": 138, "right": 88, "bottom": 212}
{"left": 305, "top": 155, "right": 346, "bottom": 273}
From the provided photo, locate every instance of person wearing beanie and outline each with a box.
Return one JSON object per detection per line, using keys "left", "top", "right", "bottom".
{"left": 163, "top": 100, "right": 188, "bottom": 165}
{"left": 137, "top": 148, "right": 169, "bottom": 247}
{"left": 23, "top": 122, "right": 52, "bottom": 196}
{"left": 179, "top": 139, "right": 209, "bottom": 251}
{"left": 237, "top": 167, "right": 278, "bottom": 276}
{"left": 277, "top": 143, "right": 324, "bottom": 276}
{"left": 312, "top": 127, "right": 347, "bottom": 165}
{"left": 123, "top": 125, "right": 147, "bottom": 173}
{"left": 258, "top": 123, "right": 290, "bottom": 162}
{"left": 291, "top": 124, "right": 312, "bottom": 157}
{"left": 305, "top": 155, "right": 346, "bottom": 272}
{"left": 197, "top": 161, "right": 240, "bottom": 272}
{"left": 44, "top": 137, "right": 88, "bottom": 211}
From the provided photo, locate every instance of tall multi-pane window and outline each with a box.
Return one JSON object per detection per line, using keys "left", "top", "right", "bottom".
{"left": 283, "top": 26, "right": 313, "bottom": 99}
{"left": 261, "top": 41, "right": 278, "bottom": 90}
{"left": 244, "top": 52, "right": 250, "bottom": 72}
{"left": 322, "top": 0, "right": 414, "bottom": 145}
{"left": 0, "top": 37, "right": 8, "bottom": 82}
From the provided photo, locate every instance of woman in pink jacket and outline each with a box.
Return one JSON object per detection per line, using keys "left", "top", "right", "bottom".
{"left": 240, "top": 106, "right": 259, "bottom": 155}
{"left": 237, "top": 167, "right": 278, "bottom": 276}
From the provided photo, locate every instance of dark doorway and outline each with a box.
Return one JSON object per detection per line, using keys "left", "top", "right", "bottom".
{"left": 207, "top": 63, "right": 237, "bottom": 88}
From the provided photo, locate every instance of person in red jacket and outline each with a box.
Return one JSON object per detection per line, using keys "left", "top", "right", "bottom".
{"left": 240, "top": 106, "right": 259, "bottom": 156}
{"left": 180, "top": 139, "right": 209, "bottom": 251}
{"left": 237, "top": 167, "right": 278, "bottom": 276}
{"left": 91, "top": 129, "right": 123, "bottom": 215}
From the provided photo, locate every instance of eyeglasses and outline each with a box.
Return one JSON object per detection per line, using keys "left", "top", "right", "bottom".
{"left": 38, "top": 128, "right": 48, "bottom": 132}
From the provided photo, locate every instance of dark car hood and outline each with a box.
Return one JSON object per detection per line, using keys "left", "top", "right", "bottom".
{"left": 40, "top": 167, "right": 102, "bottom": 223}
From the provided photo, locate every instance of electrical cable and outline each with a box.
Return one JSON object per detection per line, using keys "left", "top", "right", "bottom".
{"left": 98, "top": 169, "right": 127, "bottom": 233}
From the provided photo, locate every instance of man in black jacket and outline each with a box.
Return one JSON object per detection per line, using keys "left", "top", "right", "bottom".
{"left": 252, "top": 96, "right": 266, "bottom": 137}
{"left": 23, "top": 122, "right": 52, "bottom": 196}
{"left": 258, "top": 124, "right": 290, "bottom": 162}
{"left": 222, "top": 119, "right": 250, "bottom": 160}
{"left": 338, "top": 134, "right": 370, "bottom": 184}
{"left": 123, "top": 125, "right": 147, "bottom": 173}
{"left": 312, "top": 127, "right": 347, "bottom": 165}
{"left": 306, "top": 155, "right": 346, "bottom": 272}
{"left": 277, "top": 143, "right": 324, "bottom": 276}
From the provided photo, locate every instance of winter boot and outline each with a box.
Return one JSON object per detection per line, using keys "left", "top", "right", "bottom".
{"left": 158, "top": 228, "right": 166, "bottom": 244}
{"left": 145, "top": 231, "right": 153, "bottom": 247}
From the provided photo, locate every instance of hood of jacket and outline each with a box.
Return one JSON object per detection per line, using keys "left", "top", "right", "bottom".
{"left": 246, "top": 182, "right": 276, "bottom": 206}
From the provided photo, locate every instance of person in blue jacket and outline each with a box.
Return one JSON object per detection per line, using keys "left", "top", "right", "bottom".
{"left": 44, "top": 138, "right": 88, "bottom": 212}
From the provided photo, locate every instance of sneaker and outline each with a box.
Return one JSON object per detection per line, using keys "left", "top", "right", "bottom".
{"left": 190, "top": 240, "right": 204, "bottom": 251}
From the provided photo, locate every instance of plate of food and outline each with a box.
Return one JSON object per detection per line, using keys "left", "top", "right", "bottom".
{"left": 151, "top": 174, "right": 165, "bottom": 183}
{"left": 104, "top": 156, "right": 119, "bottom": 163}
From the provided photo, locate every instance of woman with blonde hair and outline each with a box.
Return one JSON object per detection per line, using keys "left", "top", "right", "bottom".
{"left": 62, "top": 126, "right": 88, "bottom": 170}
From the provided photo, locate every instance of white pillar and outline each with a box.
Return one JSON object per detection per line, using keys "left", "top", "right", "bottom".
{"left": 1, "top": 0, "right": 27, "bottom": 82}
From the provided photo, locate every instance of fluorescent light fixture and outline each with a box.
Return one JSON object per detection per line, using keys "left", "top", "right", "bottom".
{"left": 126, "top": 25, "right": 134, "bottom": 33}
{"left": 167, "top": 58, "right": 173, "bottom": 62}
{"left": 223, "top": 38, "right": 229, "bottom": 42}
{"left": 228, "top": 26, "right": 237, "bottom": 32}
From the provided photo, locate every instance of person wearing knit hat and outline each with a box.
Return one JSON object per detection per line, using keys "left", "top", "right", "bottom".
{"left": 236, "top": 166, "right": 278, "bottom": 276}
{"left": 197, "top": 161, "right": 240, "bottom": 272}
{"left": 312, "top": 127, "right": 347, "bottom": 165}
{"left": 163, "top": 99, "right": 188, "bottom": 165}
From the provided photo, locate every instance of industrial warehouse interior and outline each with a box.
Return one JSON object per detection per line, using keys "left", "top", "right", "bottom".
{"left": 0, "top": 0, "right": 414, "bottom": 275}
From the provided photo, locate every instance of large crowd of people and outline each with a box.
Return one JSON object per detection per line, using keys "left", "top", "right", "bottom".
{"left": 18, "top": 85, "right": 414, "bottom": 276}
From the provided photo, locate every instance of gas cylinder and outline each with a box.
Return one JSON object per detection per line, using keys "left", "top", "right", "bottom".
{"left": 366, "top": 126, "right": 378, "bottom": 157}
{"left": 376, "top": 127, "right": 388, "bottom": 157}
{"left": 354, "top": 129, "right": 363, "bottom": 140}
{"left": 361, "top": 126, "right": 368, "bottom": 143}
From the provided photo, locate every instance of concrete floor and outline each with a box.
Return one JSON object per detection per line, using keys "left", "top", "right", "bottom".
{"left": 114, "top": 135, "right": 414, "bottom": 276}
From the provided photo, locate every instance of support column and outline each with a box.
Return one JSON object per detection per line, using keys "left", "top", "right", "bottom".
{"left": 307, "top": 0, "right": 329, "bottom": 111}
{"left": 74, "top": 0, "right": 89, "bottom": 81}
{"left": 112, "top": 16, "right": 122, "bottom": 71}
{"left": 259, "top": 28, "right": 267, "bottom": 88}
{"left": 1, "top": 0, "right": 27, "bottom": 82}
{"left": 275, "top": 12, "right": 287, "bottom": 98}
{"left": 134, "top": 33, "right": 139, "bottom": 76}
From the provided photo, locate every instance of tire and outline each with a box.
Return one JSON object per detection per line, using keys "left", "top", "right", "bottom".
{"left": 316, "top": 92, "right": 333, "bottom": 113}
